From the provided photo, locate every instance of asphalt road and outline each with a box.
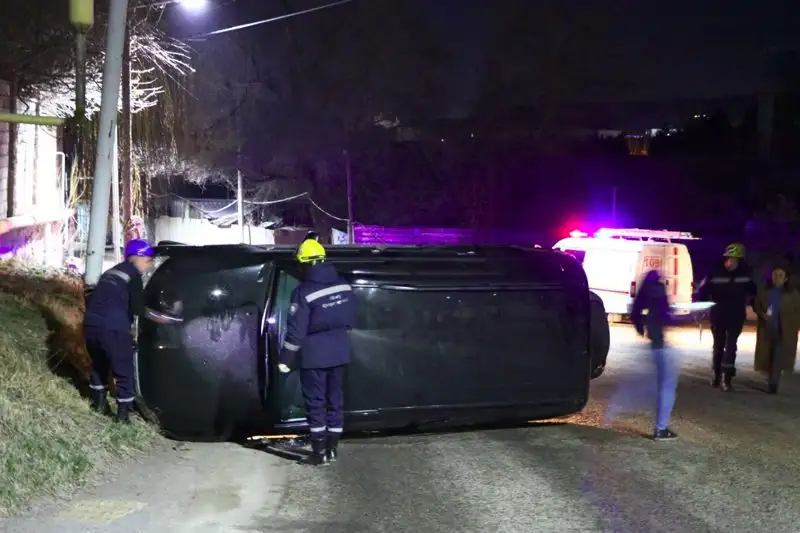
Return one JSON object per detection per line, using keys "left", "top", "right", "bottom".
{"left": 3, "top": 325, "right": 800, "bottom": 533}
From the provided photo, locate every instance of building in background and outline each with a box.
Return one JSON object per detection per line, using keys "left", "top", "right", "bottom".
{"left": 0, "top": 79, "right": 69, "bottom": 266}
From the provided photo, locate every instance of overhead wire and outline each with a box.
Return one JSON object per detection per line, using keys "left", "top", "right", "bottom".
{"left": 188, "top": 0, "right": 356, "bottom": 40}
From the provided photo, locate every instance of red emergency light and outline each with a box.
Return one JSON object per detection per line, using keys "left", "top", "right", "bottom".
{"left": 569, "top": 230, "right": 588, "bottom": 238}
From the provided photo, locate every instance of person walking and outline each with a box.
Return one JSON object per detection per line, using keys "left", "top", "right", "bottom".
{"left": 278, "top": 238, "right": 356, "bottom": 465}
{"left": 696, "top": 243, "right": 756, "bottom": 391}
{"left": 753, "top": 265, "right": 800, "bottom": 394}
{"left": 606, "top": 270, "right": 679, "bottom": 441}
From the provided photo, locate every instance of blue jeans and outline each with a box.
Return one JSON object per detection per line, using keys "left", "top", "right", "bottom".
{"left": 606, "top": 345, "right": 679, "bottom": 431}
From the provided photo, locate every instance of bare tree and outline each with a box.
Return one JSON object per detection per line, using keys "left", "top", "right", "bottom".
{"left": 0, "top": 0, "right": 193, "bottom": 118}
{"left": 170, "top": 0, "right": 450, "bottom": 227}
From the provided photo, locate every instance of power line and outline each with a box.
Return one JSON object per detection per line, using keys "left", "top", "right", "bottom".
{"left": 189, "top": 0, "right": 356, "bottom": 40}
{"left": 244, "top": 192, "right": 308, "bottom": 205}
{"left": 307, "top": 196, "right": 348, "bottom": 222}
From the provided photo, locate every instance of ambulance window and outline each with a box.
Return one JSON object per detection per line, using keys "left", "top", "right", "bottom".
{"left": 563, "top": 250, "right": 586, "bottom": 265}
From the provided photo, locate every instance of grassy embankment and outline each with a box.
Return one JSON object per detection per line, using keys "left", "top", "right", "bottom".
{"left": 0, "top": 260, "right": 162, "bottom": 517}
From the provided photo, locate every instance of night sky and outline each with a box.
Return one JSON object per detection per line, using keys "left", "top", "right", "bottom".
{"left": 181, "top": 0, "right": 800, "bottom": 111}
{"left": 428, "top": 0, "right": 800, "bottom": 109}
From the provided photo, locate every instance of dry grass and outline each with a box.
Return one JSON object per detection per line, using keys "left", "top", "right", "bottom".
{"left": 0, "top": 260, "right": 162, "bottom": 517}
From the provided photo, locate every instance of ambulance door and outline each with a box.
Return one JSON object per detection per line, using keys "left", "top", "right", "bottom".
{"left": 672, "top": 245, "right": 694, "bottom": 306}
{"left": 662, "top": 245, "right": 681, "bottom": 304}
{"left": 639, "top": 245, "right": 669, "bottom": 298}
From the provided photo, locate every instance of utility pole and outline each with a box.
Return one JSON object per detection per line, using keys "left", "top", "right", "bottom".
{"left": 84, "top": 0, "right": 129, "bottom": 286}
{"left": 120, "top": 23, "right": 133, "bottom": 236}
{"left": 111, "top": 125, "right": 122, "bottom": 262}
{"left": 235, "top": 112, "right": 245, "bottom": 243}
{"left": 237, "top": 169, "right": 245, "bottom": 243}
{"left": 344, "top": 149, "right": 354, "bottom": 244}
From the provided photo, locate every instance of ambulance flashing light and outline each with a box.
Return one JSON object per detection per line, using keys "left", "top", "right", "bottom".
{"left": 568, "top": 228, "right": 698, "bottom": 241}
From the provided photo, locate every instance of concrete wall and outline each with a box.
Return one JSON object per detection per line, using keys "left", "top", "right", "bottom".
{"left": 154, "top": 216, "right": 276, "bottom": 246}
{"left": 0, "top": 218, "right": 65, "bottom": 267}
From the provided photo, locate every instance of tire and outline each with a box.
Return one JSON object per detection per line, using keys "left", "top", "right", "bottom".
{"left": 590, "top": 294, "right": 610, "bottom": 379}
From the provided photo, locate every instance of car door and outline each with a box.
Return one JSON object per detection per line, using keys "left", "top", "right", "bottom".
{"left": 266, "top": 267, "right": 307, "bottom": 423}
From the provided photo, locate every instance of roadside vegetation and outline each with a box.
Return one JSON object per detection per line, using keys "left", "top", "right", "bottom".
{"left": 0, "top": 260, "right": 162, "bottom": 517}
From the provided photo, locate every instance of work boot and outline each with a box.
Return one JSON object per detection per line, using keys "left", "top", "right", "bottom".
{"left": 90, "top": 389, "right": 113, "bottom": 417}
{"left": 721, "top": 374, "right": 734, "bottom": 392}
{"left": 308, "top": 439, "right": 329, "bottom": 466}
{"left": 326, "top": 434, "right": 340, "bottom": 463}
{"left": 710, "top": 373, "right": 721, "bottom": 388}
{"left": 115, "top": 402, "right": 132, "bottom": 424}
{"left": 767, "top": 383, "right": 778, "bottom": 395}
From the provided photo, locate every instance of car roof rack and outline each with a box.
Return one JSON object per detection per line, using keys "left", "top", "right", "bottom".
{"left": 594, "top": 228, "right": 698, "bottom": 241}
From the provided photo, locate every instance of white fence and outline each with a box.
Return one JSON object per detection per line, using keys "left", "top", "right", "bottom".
{"left": 154, "top": 216, "right": 275, "bottom": 246}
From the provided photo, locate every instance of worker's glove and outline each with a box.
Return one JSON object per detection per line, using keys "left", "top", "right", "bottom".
{"left": 278, "top": 363, "right": 291, "bottom": 374}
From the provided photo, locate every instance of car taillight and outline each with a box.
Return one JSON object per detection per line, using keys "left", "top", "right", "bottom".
{"left": 629, "top": 281, "right": 636, "bottom": 297}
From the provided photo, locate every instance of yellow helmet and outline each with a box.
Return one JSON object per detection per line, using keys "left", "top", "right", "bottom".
{"left": 723, "top": 242, "right": 745, "bottom": 259}
{"left": 296, "top": 238, "right": 326, "bottom": 263}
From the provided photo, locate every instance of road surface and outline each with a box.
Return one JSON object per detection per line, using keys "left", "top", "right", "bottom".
{"left": 3, "top": 325, "right": 800, "bottom": 533}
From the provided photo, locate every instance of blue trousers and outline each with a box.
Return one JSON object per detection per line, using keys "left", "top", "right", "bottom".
{"left": 606, "top": 345, "right": 678, "bottom": 431}
{"left": 84, "top": 326, "right": 136, "bottom": 404}
{"left": 300, "top": 365, "right": 345, "bottom": 441}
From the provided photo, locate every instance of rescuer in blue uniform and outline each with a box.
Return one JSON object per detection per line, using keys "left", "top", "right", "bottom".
{"left": 278, "top": 239, "right": 356, "bottom": 465}
{"left": 696, "top": 243, "right": 756, "bottom": 391}
{"left": 83, "top": 239, "right": 155, "bottom": 423}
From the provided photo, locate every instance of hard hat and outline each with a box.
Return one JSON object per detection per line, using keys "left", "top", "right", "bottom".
{"left": 296, "top": 238, "right": 326, "bottom": 263}
{"left": 723, "top": 242, "right": 745, "bottom": 259}
{"left": 125, "top": 239, "right": 155, "bottom": 258}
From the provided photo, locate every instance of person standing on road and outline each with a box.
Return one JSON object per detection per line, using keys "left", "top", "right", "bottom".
{"left": 753, "top": 265, "right": 800, "bottom": 394}
{"left": 695, "top": 243, "right": 756, "bottom": 391}
{"left": 278, "top": 239, "right": 356, "bottom": 465}
{"left": 83, "top": 240, "right": 156, "bottom": 423}
{"left": 630, "top": 270, "right": 679, "bottom": 441}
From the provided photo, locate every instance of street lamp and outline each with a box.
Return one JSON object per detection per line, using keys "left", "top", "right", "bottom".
{"left": 176, "top": 0, "right": 208, "bottom": 12}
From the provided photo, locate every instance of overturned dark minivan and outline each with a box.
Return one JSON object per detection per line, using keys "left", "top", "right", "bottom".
{"left": 136, "top": 244, "right": 610, "bottom": 441}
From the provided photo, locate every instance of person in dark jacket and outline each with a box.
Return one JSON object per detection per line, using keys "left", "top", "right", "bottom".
{"left": 695, "top": 242, "right": 756, "bottom": 391}
{"left": 629, "top": 269, "right": 679, "bottom": 441}
{"left": 752, "top": 265, "right": 800, "bottom": 394}
{"left": 278, "top": 238, "right": 356, "bottom": 465}
{"left": 83, "top": 239, "right": 157, "bottom": 423}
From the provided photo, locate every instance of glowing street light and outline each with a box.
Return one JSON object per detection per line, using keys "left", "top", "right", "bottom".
{"left": 176, "top": 0, "right": 208, "bottom": 11}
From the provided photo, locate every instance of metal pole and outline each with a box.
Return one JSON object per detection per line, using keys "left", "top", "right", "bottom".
{"left": 344, "top": 149, "right": 354, "bottom": 244}
{"left": 121, "top": 25, "right": 133, "bottom": 233}
{"left": 75, "top": 33, "right": 87, "bottom": 118}
{"left": 111, "top": 125, "right": 122, "bottom": 263}
{"left": 237, "top": 169, "right": 244, "bottom": 243}
{"left": 85, "top": 0, "right": 129, "bottom": 285}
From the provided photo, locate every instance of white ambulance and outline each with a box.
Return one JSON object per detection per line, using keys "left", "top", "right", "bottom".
{"left": 553, "top": 228, "right": 696, "bottom": 322}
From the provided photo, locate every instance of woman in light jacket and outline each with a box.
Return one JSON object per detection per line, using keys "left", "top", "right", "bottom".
{"left": 753, "top": 265, "right": 800, "bottom": 394}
